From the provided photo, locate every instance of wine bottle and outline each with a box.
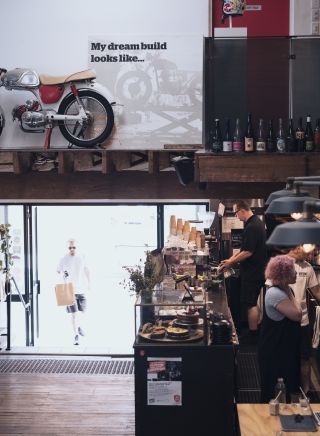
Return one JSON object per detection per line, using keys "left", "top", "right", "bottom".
{"left": 223, "top": 118, "right": 233, "bottom": 152}
{"left": 305, "top": 115, "right": 314, "bottom": 152}
{"left": 232, "top": 118, "right": 243, "bottom": 152}
{"left": 314, "top": 118, "right": 320, "bottom": 152}
{"left": 286, "top": 118, "right": 297, "bottom": 152}
{"left": 295, "top": 117, "right": 305, "bottom": 152}
{"left": 276, "top": 118, "right": 286, "bottom": 152}
{"left": 266, "top": 119, "right": 276, "bottom": 152}
{"left": 211, "top": 118, "right": 222, "bottom": 153}
{"left": 256, "top": 118, "right": 266, "bottom": 152}
{"left": 244, "top": 113, "right": 254, "bottom": 152}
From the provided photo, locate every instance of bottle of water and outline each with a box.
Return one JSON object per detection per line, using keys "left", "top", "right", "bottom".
{"left": 274, "top": 378, "right": 286, "bottom": 404}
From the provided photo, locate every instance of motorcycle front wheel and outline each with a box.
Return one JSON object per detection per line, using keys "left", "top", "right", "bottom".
{"left": 58, "top": 89, "right": 114, "bottom": 148}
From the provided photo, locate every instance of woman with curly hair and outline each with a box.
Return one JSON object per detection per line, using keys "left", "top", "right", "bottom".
{"left": 258, "top": 255, "right": 302, "bottom": 402}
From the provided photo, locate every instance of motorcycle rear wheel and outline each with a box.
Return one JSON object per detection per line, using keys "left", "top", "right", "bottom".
{"left": 58, "top": 89, "right": 114, "bottom": 148}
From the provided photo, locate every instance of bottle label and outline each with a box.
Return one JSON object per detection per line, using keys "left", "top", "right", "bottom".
{"left": 314, "top": 132, "right": 320, "bottom": 147}
{"left": 223, "top": 141, "right": 232, "bottom": 152}
{"left": 244, "top": 137, "right": 254, "bottom": 152}
{"left": 296, "top": 132, "right": 305, "bottom": 140}
{"left": 305, "top": 140, "right": 314, "bottom": 151}
{"left": 276, "top": 139, "right": 286, "bottom": 152}
{"left": 232, "top": 141, "right": 242, "bottom": 152}
{"left": 212, "top": 142, "right": 222, "bottom": 153}
{"left": 256, "top": 141, "right": 266, "bottom": 152}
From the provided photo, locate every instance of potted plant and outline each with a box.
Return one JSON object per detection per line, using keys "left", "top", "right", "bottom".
{"left": 121, "top": 250, "right": 161, "bottom": 296}
{"left": 121, "top": 249, "right": 165, "bottom": 324}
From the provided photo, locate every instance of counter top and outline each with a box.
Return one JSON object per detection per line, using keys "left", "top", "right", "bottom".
{"left": 237, "top": 404, "right": 320, "bottom": 436}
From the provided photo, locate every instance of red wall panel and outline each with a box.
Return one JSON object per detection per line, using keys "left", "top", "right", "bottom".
{"left": 213, "top": 0, "right": 290, "bottom": 37}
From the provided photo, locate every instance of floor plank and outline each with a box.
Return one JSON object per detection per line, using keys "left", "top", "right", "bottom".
{"left": 0, "top": 373, "right": 135, "bottom": 435}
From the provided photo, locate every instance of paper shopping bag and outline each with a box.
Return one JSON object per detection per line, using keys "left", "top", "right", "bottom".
{"left": 55, "top": 282, "right": 75, "bottom": 306}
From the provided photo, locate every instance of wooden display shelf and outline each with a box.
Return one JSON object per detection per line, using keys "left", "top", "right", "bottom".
{"left": 195, "top": 151, "right": 320, "bottom": 183}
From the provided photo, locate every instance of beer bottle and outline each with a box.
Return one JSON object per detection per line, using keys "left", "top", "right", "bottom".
{"left": 314, "top": 118, "right": 320, "bottom": 152}
{"left": 276, "top": 118, "right": 286, "bottom": 152}
{"left": 244, "top": 113, "right": 254, "bottom": 152}
{"left": 305, "top": 115, "right": 314, "bottom": 152}
{"left": 232, "top": 118, "right": 243, "bottom": 152}
{"left": 286, "top": 118, "right": 297, "bottom": 152}
{"left": 266, "top": 119, "right": 276, "bottom": 152}
{"left": 256, "top": 118, "right": 266, "bottom": 152}
{"left": 223, "top": 118, "right": 233, "bottom": 152}
{"left": 211, "top": 119, "right": 222, "bottom": 153}
{"left": 295, "top": 117, "right": 305, "bottom": 152}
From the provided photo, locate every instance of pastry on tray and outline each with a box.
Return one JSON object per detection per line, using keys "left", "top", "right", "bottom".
{"left": 166, "top": 326, "right": 189, "bottom": 339}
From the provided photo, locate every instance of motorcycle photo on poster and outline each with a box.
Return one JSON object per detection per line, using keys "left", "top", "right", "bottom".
{"left": 0, "top": 67, "right": 115, "bottom": 149}
{"left": 88, "top": 35, "right": 203, "bottom": 148}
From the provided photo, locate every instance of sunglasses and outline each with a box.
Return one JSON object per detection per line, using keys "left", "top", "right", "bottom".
{"left": 68, "top": 246, "right": 76, "bottom": 250}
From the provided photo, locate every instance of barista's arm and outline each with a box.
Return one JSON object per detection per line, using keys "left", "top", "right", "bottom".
{"left": 220, "top": 250, "right": 252, "bottom": 270}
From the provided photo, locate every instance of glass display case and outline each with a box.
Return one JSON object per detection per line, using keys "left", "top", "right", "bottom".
{"left": 134, "top": 288, "right": 208, "bottom": 345}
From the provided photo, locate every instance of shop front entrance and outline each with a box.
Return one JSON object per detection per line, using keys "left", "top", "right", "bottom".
{"left": 2, "top": 202, "right": 207, "bottom": 355}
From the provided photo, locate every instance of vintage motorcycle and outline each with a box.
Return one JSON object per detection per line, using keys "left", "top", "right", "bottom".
{"left": 114, "top": 52, "right": 202, "bottom": 109}
{"left": 0, "top": 67, "right": 114, "bottom": 149}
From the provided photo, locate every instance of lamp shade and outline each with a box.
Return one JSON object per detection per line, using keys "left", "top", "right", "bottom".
{"left": 265, "top": 195, "right": 319, "bottom": 215}
{"left": 266, "top": 218, "right": 320, "bottom": 247}
{"left": 265, "top": 189, "right": 310, "bottom": 206}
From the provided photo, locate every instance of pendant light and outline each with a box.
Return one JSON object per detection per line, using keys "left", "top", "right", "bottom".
{"left": 267, "top": 200, "right": 320, "bottom": 247}
{"left": 265, "top": 180, "right": 320, "bottom": 216}
{"left": 265, "top": 176, "right": 320, "bottom": 206}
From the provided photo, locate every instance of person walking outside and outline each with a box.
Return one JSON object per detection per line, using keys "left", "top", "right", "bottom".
{"left": 57, "top": 238, "right": 90, "bottom": 345}
{"left": 221, "top": 200, "right": 267, "bottom": 344}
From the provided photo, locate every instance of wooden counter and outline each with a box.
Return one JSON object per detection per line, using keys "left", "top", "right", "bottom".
{"left": 237, "top": 404, "right": 320, "bottom": 436}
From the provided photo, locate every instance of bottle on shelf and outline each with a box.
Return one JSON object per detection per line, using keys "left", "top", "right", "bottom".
{"left": 274, "top": 377, "right": 286, "bottom": 404}
{"left": 266, "top": 119, "right": 276, "bottom": 152}
{"left": 286, "top": 118, "right": 297, "bottom": 152}
{"left": 276, "top": 118, "right": 286, "bottom": 152}
{"left": 256, "top": 118, "right": 266, "bottom": 152}
{"left": 244, "top": 113, "right": 254, "bottom": 152}
{"left": 295, "top": 117, "right": 305, "bottom": 152}
{"left": 314, "top": 118, "right": 320, "bottom": 152}
{"left": 305, "top": 115, "right": 314, "bottom": 152}
{"left": 232, "top": 118, "right": 243, "bottom": 152}
{"left": 211, "top": 118, "right": 222, "bottom": 153}
{"left": 223, "top": 118, "right": 233, "bottom": 152}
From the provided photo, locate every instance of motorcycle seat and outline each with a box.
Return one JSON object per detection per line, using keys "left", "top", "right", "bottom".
{"left": 39, "top": 69, "right": 96, "bottom": 85}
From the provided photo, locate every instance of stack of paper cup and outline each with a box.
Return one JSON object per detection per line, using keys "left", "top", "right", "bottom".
{"left": 177, "top": 218, "right": 183, "bottom": 235}
{"left": 189, "top": 226, "right": 197, "bottom": 242}
{"left": 182, "top": 220, "right": 190, "bottom": 241}
{"left": 170, "top": 215, "right": 177, "bottom": 236}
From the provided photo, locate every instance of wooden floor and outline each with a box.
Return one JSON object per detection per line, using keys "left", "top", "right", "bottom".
{"left": 0, "top": 373, "right": 135, "bottom": 435}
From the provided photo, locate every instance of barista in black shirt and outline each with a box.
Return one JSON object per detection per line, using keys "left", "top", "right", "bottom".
{"left": 221, "top": 200, "right": 267, "bottom": 339}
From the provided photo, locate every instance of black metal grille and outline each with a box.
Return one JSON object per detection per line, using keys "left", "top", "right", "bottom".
{"left": 237, "top": 350, "right": 261, "bottom": 403}
{"left": 0, "top": 359, "right": 134, "bottom": 375}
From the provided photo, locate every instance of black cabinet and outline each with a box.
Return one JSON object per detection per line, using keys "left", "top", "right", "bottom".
{"left": 134, "top": 341, "right": 237, "bottom": 436}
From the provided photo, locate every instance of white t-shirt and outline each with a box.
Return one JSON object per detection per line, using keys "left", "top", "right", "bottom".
{"left": 57, "top": 254, "right": 89, "bottom": 294}
{"left": 290, "top": 260, "right": 318, "bottom": 326}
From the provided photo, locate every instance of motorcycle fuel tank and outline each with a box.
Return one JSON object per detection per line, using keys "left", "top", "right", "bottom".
{"left": 1, "top": 68, "right": 40, "bottom": 89}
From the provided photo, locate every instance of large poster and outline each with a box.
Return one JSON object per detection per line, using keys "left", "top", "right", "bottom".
{"left": 88, "top": 35, "right": 203, "bottom": 148}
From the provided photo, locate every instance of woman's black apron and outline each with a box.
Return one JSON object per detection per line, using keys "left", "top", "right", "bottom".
{"left": 258, "top": 291, "right": 301, "bottom": 403}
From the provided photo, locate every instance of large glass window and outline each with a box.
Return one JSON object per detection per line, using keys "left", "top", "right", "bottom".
{"left": 2, "top": 202, "right": 209, "bottom": 354}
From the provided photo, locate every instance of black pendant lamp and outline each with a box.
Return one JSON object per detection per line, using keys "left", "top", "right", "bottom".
{"left": 267, "top": 200, "right": 320, "bottom": 247}
{"left": 265, "top": 176, "right": 320, "bottom": 206}
{"left": 265, "top": 194, "right": 319, "bottom": 216}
